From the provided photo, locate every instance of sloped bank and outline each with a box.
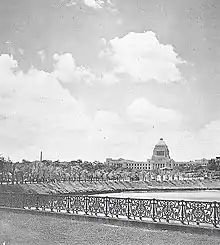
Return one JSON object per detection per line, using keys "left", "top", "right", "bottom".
{"left": 0, "top": 178, "right": 220, "bottom": 194}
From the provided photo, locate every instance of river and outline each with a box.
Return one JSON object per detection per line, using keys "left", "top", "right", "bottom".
{"left": 97, "top": 190, "right": 220, "bottom": 201}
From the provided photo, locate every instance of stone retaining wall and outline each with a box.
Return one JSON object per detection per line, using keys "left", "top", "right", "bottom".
{"left": 0, "top": 179, "right": 220, "bottom": 194}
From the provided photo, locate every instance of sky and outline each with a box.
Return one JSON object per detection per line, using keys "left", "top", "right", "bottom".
{"left": 0, "top": 0, "right": 220, "bottom": 162}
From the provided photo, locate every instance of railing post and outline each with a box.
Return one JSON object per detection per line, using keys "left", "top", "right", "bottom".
{"left": 66, "top": 196, "right": 70, "bottom": 213}
{"left": 152, "top": 198, "right": 156, "bottom": 222}
{"left": 213, "top": 201, "right": 218, "bottom": 228}
{"left": 166, "top": 200, "right": 169, "bottom": 223}
{"left": 105, "top": 197, "right": 109, "bottom": 217}
{"left": 85, "top": 196, "right": 88, "bottom": 215}
{"left": 127, "top": 198, "right": 131, "bottom": 219}
{"left": 180, "top": 200, "right": 184, "bottom": 224}
{"left": 50, "top": 195, "right": 54, "bottom": 212}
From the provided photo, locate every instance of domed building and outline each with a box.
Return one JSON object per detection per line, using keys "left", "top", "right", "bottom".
{"left": 148, "top": 138, "right": 175, "bottom": 171}
{"left": 106, "top": 138, "right": 176, "bottom": 171}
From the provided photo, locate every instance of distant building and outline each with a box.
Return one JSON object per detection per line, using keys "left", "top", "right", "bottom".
{"left": 106, "top": 138, "right": 177, "bottom": 171}
{"left": 176, "top": 158, "right": 209, "bottom": 169}
{"left": 147, "top": 138, "right": 176, "bottom": 170}
{"left": 106, "top": 157, "right": 150, "bottom": 170}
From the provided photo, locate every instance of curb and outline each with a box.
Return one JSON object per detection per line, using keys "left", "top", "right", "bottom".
{"left": 0, "top": 207, "right": 219, "bottom": 237}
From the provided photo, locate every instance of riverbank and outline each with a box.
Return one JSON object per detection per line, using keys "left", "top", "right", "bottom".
{"left": 0, "top": 178, "right": 220, "bottom": 194}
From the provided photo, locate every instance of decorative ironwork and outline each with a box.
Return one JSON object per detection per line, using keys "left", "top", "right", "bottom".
{"left": 69, "top": 196, "right": 87, "bottom": 214}
{"left": 153, "top": 199, "right": 182, "bottom": 223}
{"left": 52, "top": 195, "right": 69, "bottom": 213}
{"left": 108, "top": 197, "right": 127, "bottom": 218}
{"left": 214, "top": 201, "right": 220, "bottom": 227}
{"left": 87, "top": 196, "right": 106, "bottom": 216}
{"left": 183, "top": 200, "right": 215, "bottom": 226}
{"left": 129, "top": 198, "right": 152, "bottom": 220}
{"left": 0, "top": 193, "right": 219, "bottom": 228}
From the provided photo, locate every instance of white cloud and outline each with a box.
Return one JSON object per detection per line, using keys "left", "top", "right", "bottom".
{"left": 63, "top": 0, "right": 116, "bottom": 10}
{"left": 83, "top": 0, "right": 104, "bottom": 9}
{"left": 83, "top": 0, "right": 116, "bottom": 10}
{"left": 127, "top": 97, "right": 182, "bottom": 127}
{"left": 0, "top": 53, "right": 126, "bottom": 161}
{"left": 53, "top": 53, "right": 95, "bottom": 84}
{"left": 0, "top": 54, "right": 17, "bottom": 75}
{"left": 101, "top": 31, "right": 185, "bottom": 83}
{"left": 0, "top": 54, "right": 92, "bottom": 160}
{"left": 0, "top": 53, "right": 220, "bottom": 162}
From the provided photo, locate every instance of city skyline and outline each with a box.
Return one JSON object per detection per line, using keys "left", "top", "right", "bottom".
{"left": 0, "top": 0, "right": 220, "bottom": 162}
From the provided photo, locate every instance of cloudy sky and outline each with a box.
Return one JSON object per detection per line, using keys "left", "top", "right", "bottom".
{"left": 0, "top": 0, "right": 220, "bottom": 162}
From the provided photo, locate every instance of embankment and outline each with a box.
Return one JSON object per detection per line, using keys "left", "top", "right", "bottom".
{"left": 0, "top": 178, "right": 220, "bottom": 194}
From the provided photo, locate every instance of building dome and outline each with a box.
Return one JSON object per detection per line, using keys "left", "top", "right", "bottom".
{"left": 147, "top": 138, "right": 175, "bottom": 171}
{"left": 152, "top": 138, "right": 170, "bottom": 159}
{"left": 155, "top": 138, "right": 167, "bottom": 146}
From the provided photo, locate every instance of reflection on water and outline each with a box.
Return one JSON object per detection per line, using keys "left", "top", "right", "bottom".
{"left": 98, "top": 190, "right": 220, "bottom": 201}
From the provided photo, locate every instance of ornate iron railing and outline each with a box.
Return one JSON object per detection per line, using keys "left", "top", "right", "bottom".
{"left": 0, "top": 193, "right": 219, "bottom": 228}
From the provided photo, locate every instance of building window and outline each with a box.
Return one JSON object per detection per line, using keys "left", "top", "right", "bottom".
{"left": 156, "top": 151, "right": 164, "bottom": 156}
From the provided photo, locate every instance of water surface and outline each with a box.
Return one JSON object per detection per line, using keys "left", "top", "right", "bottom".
{"left": 97, "top": 190, "right": 220, "bottom": 201}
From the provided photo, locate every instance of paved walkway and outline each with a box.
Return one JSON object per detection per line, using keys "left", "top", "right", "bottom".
{"left": 0, "top": 211, "right": 220, "bottom": 245}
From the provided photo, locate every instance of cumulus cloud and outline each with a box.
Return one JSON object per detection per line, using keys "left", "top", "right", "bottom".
{"left": 63, "top": 0, "right": 115, "bottom": 10}
{"left": 0, "top": 54, "right": 92, "bottom": 160}
{"left": 101, "top": 31, "right": 185, "bottom": 83}
{"left": 0, "top": 53, "right": 219, "bottom": 162}
{"left": 83, "top": 0, "right": 104, "bottom": 9}
{"left": 52, "top": 53, "right": 119, "bottom": 86}
{"left": 127, "top": 97, "right": 182, "bottom": 127}
{"left": 53, "top": 53, "right": 95, "bottom": 85}
{"left": 0, "top": 53, "right": 126, "bottom": 160}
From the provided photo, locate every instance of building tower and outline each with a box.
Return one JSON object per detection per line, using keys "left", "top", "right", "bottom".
{"left": 150, "top": 138, "right": 175, "bottom": 170}
{"left": 40, "top": 151, "right": 43, "bottom": 162}
{"left": 152, "top": 138, "right": 170, "bottom": 160}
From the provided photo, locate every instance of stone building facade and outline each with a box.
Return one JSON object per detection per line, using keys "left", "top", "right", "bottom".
{"left": 148, "top": 138, "right": 176, "bottom": 170}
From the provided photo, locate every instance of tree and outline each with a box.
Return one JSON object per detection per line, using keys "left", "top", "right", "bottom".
{"left": 0, "top": 156, "right": 6, "bottom": 174}
{"left": 208, "top": 159, "right": 220, "bottom": 171}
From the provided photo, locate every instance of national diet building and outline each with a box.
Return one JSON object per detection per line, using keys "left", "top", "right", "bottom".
{"left": 106, "top": 138, "right": 176, "bottom": 171}
{"left": 147, "top": 138, "right": 175, "bottom": 170}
